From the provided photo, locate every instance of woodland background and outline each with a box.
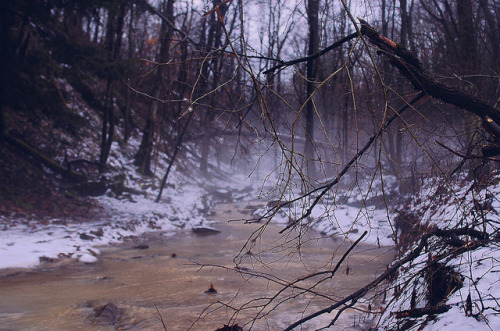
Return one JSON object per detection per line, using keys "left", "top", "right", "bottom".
{"left": 1, "top": 0, "right": 499, "bottom": 207}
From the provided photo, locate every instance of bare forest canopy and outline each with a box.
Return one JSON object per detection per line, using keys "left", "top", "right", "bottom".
{"left": 0, "top": 0, "right": 499, "bottom": 210}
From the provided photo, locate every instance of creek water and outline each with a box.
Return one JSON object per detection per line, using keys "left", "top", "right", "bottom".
{"left": 0, "top": 201, "right": 393, "bottom": 330}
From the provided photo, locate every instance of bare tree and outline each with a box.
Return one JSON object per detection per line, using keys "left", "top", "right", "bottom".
{"left": 134, "top": 0, "right": 176, "bottom": 176}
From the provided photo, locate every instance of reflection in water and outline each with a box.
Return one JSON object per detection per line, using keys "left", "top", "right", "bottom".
{"left": 0, "top": 202, "right": 393, "bottom": 330}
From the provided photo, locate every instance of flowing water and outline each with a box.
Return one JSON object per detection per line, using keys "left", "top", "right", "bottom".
{"left": 0, "top": 202, "right": 393, "bottom": 330}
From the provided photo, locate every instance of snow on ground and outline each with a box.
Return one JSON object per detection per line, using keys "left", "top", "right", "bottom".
{"left": 0, "top": 180, "right": 205, "bottom": 269}
{"left": 375, "top": 177, "right": 500, "bottom": 330}
{"left": 426, "top": 244, "right": 500, "bottom": 331}
{"left": 252, "top": 173, "right": 397, "bottom": 247}
{"left": 254, "top": 198, "right": 395, "bottom": 246}
{"left": 0, "top": 130, "right": 272, "bottom": 270}
{"left": 310, "top": 202, "right": 394, "bottom": 246}
{"left": 0, "top": 131, "right": 257, "bottom": 270}
{"left": 0, "top": 157, "right": 394, "bottom": 270}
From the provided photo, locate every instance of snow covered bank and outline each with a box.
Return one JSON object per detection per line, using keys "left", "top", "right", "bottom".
{"left": 0, "top": 145, "right": 267, "bottom": 271}
{"left": 375, "top": 178, "right": 500, "bottom": 330}
{"left": 247, "top": 173, "right": 499, "bottom": 330}
{"left": 0, "top": 183, "right": 206, "bottom": 269}
{"left": 252, "top": 174, "right": 398, "bottom": 247}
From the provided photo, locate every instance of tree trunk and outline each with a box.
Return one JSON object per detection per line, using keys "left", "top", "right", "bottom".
{"left": 134, "top": 0, "right": 175, "bottom": 176}
{"left": 457, "top": 0, "right": 479, "bottom": 77}
{"left": 199, "top": 0, "right": 226, "bottom": 177}
{"left": 99, "top": 80, "right": 115, "bottom": 173}
{"left": 99, "top": 3, "right": 126, "bottom": 173}
{"left": 394, "top": 0, "right": 411, "bottom": 175}
{"left": 123, "top": 4, "right": 136, "bottom": 144}
{"left": 156, "top": 41, "right": 190, "bottom": 201}
{"left": 156, "top": 111, "right": 193, "bottom": 202}
{"left": 0, "top": 54, "right": 5, "bottom": 143}
{"left": 305, "top": 0, "right": 319, "bottom": 178}
{"left": 0, "top": 1, "right": 13, "bottom": 143}
{"left": 200, "top": 122, "right": 211, "bottom": 176}
{"left": 134, "top": 87, "right": 158, "bottom": 176}
{"left": 478, "top": 0, "right": 499, "bottom": 72}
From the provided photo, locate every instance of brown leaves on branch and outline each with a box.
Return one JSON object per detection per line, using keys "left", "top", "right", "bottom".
{"left": 202, "top": 0, "right": 235, "bottom": 18}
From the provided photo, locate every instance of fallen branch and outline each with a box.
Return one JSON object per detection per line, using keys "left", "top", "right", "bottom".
{"left": 434, "top": 226, "right": 489, "bottom": 241}
{"left": 154, "top": 305, "right": 167, "bottom": 331}
{"left": 4, "top": 133, "right": 86, "bottom": 182}
{"left": 436, "top": 141, "right": 500, "bottom": 163}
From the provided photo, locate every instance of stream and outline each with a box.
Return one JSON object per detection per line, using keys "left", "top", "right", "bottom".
{"left": 0, "top": 201, "right": 394, "bottom": 330}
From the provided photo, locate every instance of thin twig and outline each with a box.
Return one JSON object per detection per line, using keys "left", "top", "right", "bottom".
{"left": 279, "top": 92, "right": 427, "bottom": 234}
{"left": 436, "top": 141, "right": 500, "bottom": 163}
{"left": 283, "top": 230, "right": 434, "bottom": 330}
{"left": 263, "top": 32, "right": 359, "bottom": 74}
{"left": 154, "top": 305, "right": 167, "bottom": 331}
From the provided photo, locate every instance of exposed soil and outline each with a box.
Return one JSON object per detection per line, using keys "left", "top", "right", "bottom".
{"left": 0, "top": 144, "right": 104, "bottom": 223}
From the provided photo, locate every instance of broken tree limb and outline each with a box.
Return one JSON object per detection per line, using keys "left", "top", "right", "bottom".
{"left": 436, "top": 140, "right": 500, "bottom": 162}
{"left": 358, "top": 19, "right": 500, "bottom": 125}
{"left": 263, "top": 19, "right": 500, "bottom": 126}
{"left": 482, "top": 116, "right": 500, "bottom": 141}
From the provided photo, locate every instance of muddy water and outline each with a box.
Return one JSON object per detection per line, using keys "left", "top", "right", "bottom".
{"left": 0, "top": 202, "right": 393, "bottom": 330}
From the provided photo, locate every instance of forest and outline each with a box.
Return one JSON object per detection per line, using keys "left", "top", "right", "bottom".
{"left": 0, "top": 0, "right": 499, "bottom": 330}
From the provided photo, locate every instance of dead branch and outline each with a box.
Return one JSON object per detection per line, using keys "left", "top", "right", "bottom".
{"left": 263, "top": 32, "right": 359, "bottom": 74}
{"left": 358, "top": 19, "right": 500, "bottom": 125}
{"left": 4, "top": 133, "right": 86, "bottom": 182}
{"left": 434, "top": 226, "right": 489, "bottom": 241}
{"left": 262, "top": 19, "right": 500, "bottom": 124}
{"left": 141, "top": 0, "right": 189, "bottom": 42}
{"left": 154, "top": 305, "right": 167, "bottom": 331}
{"left": 284, "top": 225, "right": 491, "bottom": 330}
{"left": 436, "top": 141, "right": 500, "bottom": 162}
